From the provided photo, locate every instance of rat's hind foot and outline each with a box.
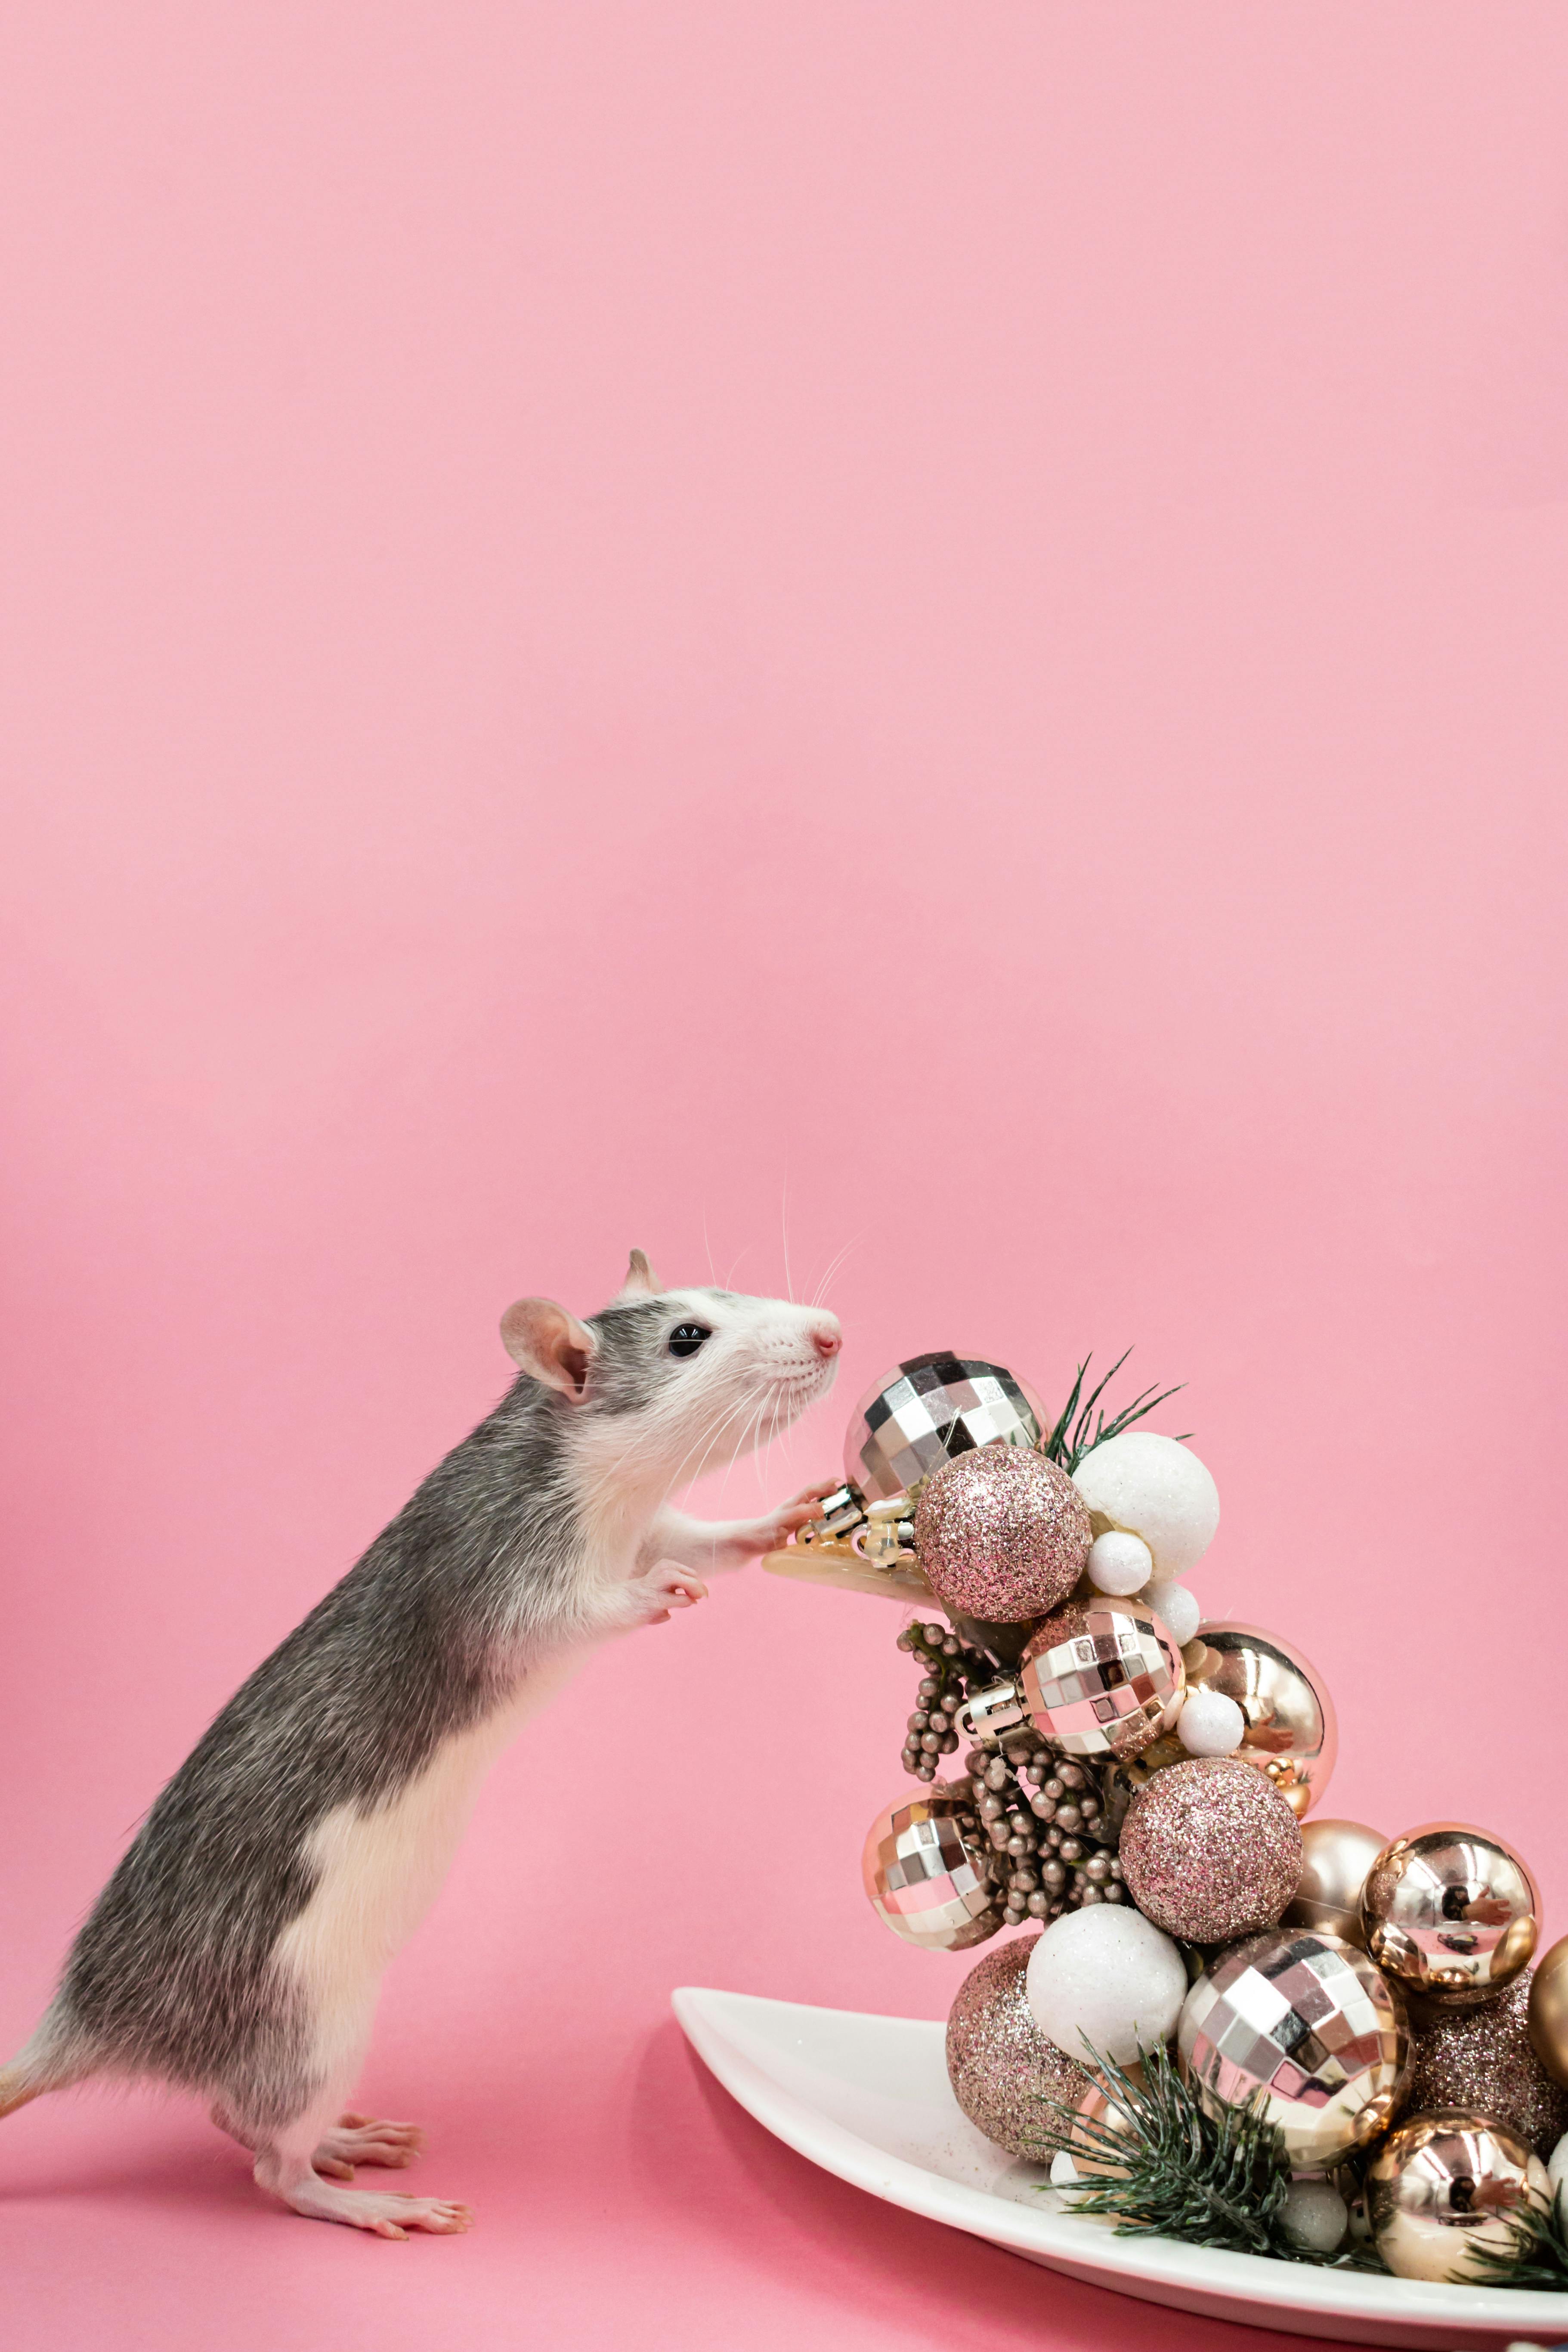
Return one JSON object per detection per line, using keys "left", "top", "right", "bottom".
{"left": 312, "top": 2112, "right": 425, "bottom": 2179}
{"left": 256, "top": 2148, "right": 470, "bottom": 2237}
{"left": 288, "top": 2176, "right": 470, "bottom": 2238}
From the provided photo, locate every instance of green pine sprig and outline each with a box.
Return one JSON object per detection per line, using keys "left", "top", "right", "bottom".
{"left": 1030, "top": 2043, "right": 1380, "bottom": 2270}
{"left": 1460, "top": 2186, "right": 1568, "bottom": 2290}
{"left": 1041, "top": 1352, "right": 1189, "bottom": 1475}
{"left": 1031, "top": 2042, "right": 1291, "bottom": 2258}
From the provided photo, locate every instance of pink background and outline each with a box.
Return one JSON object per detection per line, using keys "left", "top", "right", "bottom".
{"left": 4, "top": 6, "right": 1568, "bottom": 2348}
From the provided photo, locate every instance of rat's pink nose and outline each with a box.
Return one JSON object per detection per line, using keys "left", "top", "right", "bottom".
{"left": 810, "top": 1322, "right": 841, "bottom": 1359}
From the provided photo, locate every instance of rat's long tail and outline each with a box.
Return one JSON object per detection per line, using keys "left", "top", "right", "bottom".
{"left": 0, "top": 2064, "right": 41, "bottom": 2120}
{"left": 0, "top": 2012, "right": 99, "bottom": 2117}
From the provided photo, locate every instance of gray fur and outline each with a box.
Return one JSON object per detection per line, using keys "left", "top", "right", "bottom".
{"left": 22, "top": 1294, "right": 699, "bottom": 2128}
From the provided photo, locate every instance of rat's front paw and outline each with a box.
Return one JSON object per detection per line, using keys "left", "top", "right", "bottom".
{"left": 763, "top": 1480, "right": 845, "bottom": 1549}
{"left": 631, "top": 1560, "right": 708, "bottom": 1625}
{"left": 702, "top": 1483, "right": 845, "bottom": 1572}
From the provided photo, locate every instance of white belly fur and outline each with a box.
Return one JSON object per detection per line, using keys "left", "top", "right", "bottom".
{"left": 271, "top": 1654, "right": 578, "bottom": 2076}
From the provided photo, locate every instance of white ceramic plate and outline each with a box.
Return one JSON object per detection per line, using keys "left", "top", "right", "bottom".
{"left": 673, "top": 1985, "right": 1568, "bottom": 2349}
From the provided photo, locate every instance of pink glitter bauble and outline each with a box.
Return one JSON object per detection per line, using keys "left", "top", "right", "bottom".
{"left": 946, "top": 1934, "right": 1090, "bottom": 2159}
{"left": 1120, "top": 1756, "right": 1304, "bottom": 1943}
{"left": 913, "top": 1445, "right": 1092, "bottom": 1623}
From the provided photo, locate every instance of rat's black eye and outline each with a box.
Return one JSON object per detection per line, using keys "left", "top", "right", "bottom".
{"left": 668, "top": 1323, "right": 711, "bottom": 1359}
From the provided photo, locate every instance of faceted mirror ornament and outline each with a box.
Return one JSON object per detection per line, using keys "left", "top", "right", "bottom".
{"left": 1019, "top": 1597, "right": 1185, "bottom": 1763}
{"left": 862, "top": 1789, "right": 1001, "bottom": 1953}
{"left": 846, "top": 1354, "right": 1043, "bottom": 1503}
{"left": 1178, "top": 1928, "right": 1410, "bottom": 2171}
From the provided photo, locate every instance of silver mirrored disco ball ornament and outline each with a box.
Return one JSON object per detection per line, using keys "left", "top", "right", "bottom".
{"left": 846, "top": 1354, "right": 1045, "bottom": 1503}
{"left": 862, "top": 1789, "right": 1002, "bottom": 1952}
{"left": 1178, "top": 1928, "right": 1410, "bottom": 2170}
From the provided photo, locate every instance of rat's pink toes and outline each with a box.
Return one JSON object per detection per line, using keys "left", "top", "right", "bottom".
{"left": 375, "top": 2198, "right": 471, "bottom": 2236}
{"left": 276, "top": 2175, "right": 472, "bottom": 2235}
{"left": 315, "top": 2114, "right": 426, "bottom": 2173}
{"left": 374, "top": 2197, "right": 470, "bottom": 2236}
{"left": 621, "top": 1558, "right": 708, "bottom": 1630}
{"left": 767, "top": 1502, "right": 826, "bottom": 1546}
{"left": 768, "top": 1483, "right": 843, "bottom": 1541}
{"left": 646, "top": 1563, "right": 706, "bottom": 1606}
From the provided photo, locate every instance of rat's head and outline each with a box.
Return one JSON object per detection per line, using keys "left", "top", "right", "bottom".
{"left": 500, "top": 1250, "right": 841, "bottom": 1486}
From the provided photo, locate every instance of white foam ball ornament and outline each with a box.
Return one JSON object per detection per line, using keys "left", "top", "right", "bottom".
{"left": 1144, "top": 1579, "right": 1200, "bottom": 1648}
{"left": 1550, "top": 2130, "right": 1568, "bottom": 2215}
{"left": 1087, "top": 1530, "right": 1153, "bottom": 1595}
{"left": 1178, "top": 1687, "right": 1246, "bottom": 1757}
{"left": 1280, "top": 2179, "right": 1348, "bottom": 2253}
{"left": 1026, "top": 1904, "right": 1188, "bottom": 2068}
{"left": 1073, "top": 1432, "right": 1220, "bottom": 1580}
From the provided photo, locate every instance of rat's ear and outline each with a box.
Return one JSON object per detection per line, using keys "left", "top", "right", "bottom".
{"left": 617, "top": 1248, "right": 664, "bottom": 1299}
{"left": 499, "top": 1299, "right": 597, "bottom": 1399}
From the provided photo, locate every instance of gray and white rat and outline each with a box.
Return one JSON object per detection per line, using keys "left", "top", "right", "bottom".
{"left": 0, "top": 1251, "right": 840, "bottom": 2238}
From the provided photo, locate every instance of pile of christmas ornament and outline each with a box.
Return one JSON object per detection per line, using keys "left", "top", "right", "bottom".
{"left": 764, "top": 1352, "right": 1568, "bottom": 2288}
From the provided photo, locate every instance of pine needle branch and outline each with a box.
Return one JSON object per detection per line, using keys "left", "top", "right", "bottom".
{"left": 1028, "top": 2042, "right": 1374, "bottom": 2270}
{"left": 1041, "top": 1353, "right": 1189, "bottom": 1474}
{"left": 1461, "top": 2188, "right": 1568, "bottom": 2290}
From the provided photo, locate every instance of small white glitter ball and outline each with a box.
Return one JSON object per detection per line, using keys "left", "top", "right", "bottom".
{"left": 1281, "top": 2179, "right": 1348, "bottom": 2253}
{"left": 1072, "top": 1433, "right": 1219, "bottom": 1578}
{"left": 1178, "top": 1687, "right": 1246, "bottom": 1756}
{"left": 1143, "top": 1579, "right": 1200, "bottom": 1647}
{"left": 1026, "top": 1903, "right": 1187, "bottom": 2067}
{"left": 1087, "top": 1529, "right": 1153, "bottom": 1595}
{"left": 1550, "top": 2129, "right": 1568, "bottom": 2213}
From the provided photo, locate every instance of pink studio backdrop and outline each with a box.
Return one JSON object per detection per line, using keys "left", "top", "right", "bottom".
{"left": 3, "top": 8, "right": 1568, "bottom": 2350}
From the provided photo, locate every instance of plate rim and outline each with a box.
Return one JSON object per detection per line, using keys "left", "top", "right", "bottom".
{"left": 674, "top": 1982, "right": 1568, "bottom": 2339}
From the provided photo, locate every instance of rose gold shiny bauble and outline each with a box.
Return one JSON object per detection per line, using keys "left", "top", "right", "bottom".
{"left": 1065, "top": 2064, "right": 1145, "bottom": 2179}
{"left": 1019, "top": 1597, "right": 1185, "bottom": 1764}
{"left": 1528, "top": 1935, "right": 1568, "bottom": 2091}
{"left": 1367, "top": 2110, "right": 1550, "bottom": 2283}
{"left": 1363, "top": 1824, "right": 1540, "bottom": 2007}
{"left": 1181, "top": 1623, "right": 1336, "bottom": 1820}
{"left": 862, "top": 1789, "right": 1001, "bottom": 1953}
{"left": 1284, "top": 1818, "right": 1389, "bottom": 1947}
